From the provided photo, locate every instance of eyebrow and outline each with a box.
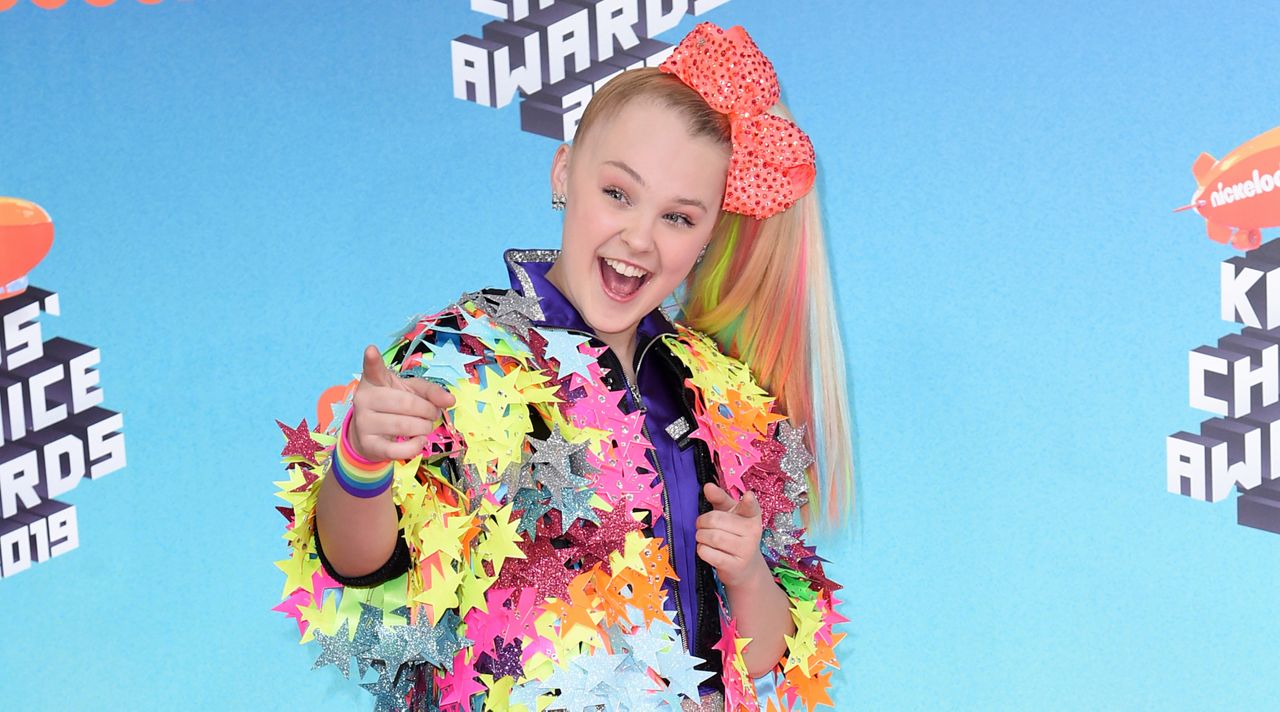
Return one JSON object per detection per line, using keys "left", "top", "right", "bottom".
{"left": 604, "top": 159, "right": 708, "bottom": 212}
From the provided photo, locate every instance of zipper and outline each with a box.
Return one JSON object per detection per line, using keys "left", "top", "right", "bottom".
{"left": 561, "top": 328, "right": 690, "bottom": 656}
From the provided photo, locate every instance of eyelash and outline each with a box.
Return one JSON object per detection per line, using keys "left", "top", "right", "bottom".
{"left": 603, "top": 186, "right": 696, "bottom": 229}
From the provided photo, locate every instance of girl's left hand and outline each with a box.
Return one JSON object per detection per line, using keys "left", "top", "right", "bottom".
{"left": 695, "top": 482, "right": 768, "bottom": 590}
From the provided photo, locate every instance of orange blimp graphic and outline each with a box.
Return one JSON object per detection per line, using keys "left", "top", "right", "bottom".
{"left": 1176, "top": 126, "right": 1280, "bottom": 250}
{"left": 0, "top": 198, "right": 54, "bottom": 300}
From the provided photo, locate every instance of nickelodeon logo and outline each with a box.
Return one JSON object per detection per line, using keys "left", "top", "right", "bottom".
{"left": 0, "top": 0, "right": 185, "bottom": 10}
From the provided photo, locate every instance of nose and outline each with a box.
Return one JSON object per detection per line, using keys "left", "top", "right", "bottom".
{"left": 618, "top": 215, "right": 657, "bottom": 255}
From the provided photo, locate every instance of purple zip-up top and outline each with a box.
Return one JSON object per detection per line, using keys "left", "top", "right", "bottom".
{"left": 505, "top": 248, "right": 704, "bottom": 658}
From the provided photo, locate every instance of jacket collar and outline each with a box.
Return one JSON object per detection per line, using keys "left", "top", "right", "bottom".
{"left": 503, "top": 247, "right": 678, "bottom": 343}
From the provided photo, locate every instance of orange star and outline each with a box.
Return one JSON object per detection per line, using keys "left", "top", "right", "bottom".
{"left": 558, "top": 572, "right": 600, "bottom": 636}
{"left": 785, "top": 666, "right": 834, "bottom": 712}
{"left": 637, "top": 541, "right": 677, "bottom": 585}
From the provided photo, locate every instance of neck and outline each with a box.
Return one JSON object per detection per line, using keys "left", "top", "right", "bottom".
{"left": 597, "top": 328, "right": 638, "bottom": 379}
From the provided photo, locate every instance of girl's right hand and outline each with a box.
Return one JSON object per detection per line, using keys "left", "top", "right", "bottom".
{"left": 346, "top": 345, "right": 457, "bottom": 462}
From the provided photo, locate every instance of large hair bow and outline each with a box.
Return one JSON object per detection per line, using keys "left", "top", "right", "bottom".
{"left": 659, "top": 22, "right": 817, "bottom": 220}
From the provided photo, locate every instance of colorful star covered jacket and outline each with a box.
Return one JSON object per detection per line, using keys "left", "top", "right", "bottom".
{"left": 272, "top": 249, "right": 847, "bottom": 711}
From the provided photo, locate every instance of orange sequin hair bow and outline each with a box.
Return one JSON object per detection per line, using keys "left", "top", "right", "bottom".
{"left": 659, "top": 22, "right": 817, "bottom": 220}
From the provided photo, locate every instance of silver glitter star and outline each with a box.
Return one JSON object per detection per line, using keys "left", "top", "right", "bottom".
{"left": 763, "top": 514, "right": 802, "bottom": 554}
{"left": 777, "top": 420, "right": 814, "bottom": 506}
{"left": 360, "top": 663, "right": 417, "bottom": 712}
{"left": 529, "top": 425, "right": 591, "bottom": 490}
{"left": 312, "top": 620, "right": 360, "bottom": 679}
{"left": 491, "top": 288, "right": 543, "bottom": 321}
{"left": 459, "top": 462, "right": 489, "bottom": 495}
{"left": 369, "top": 624, "right": 421, "bottom": 683}
{"left": 370, "top": 611, "right": 469, "bottom": 682}
{"left": 478, "top": 290, "right": 536, "bottom": 341}
{"left": 499, "top": 458, "right": 536, "bottom": 497}
{"left": 352, "top": 603, "right": 385, "bottom": 678}
{"left": 491, "top": 311, "right": 533, "bottom": 341}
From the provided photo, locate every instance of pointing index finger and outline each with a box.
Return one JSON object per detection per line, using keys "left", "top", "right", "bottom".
{"left": 361, "top": 345, "right": 405, "bottom": 390}
{"left": 402, "top": 376, "right": 456, "bottom": 409}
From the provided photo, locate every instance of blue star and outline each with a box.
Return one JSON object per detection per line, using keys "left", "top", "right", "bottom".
{"left": 574, "top": 650, "right": 626, "bottom": 692}
{"left": 507, "top": 676, "right": 552, "bottom": 712}
{"left": 536, "top": 328, "right": 596, "bottom": 381}
{"left": 545, "top": 662, "right": 610, "bottom": 711}
{"left": 638, "top": 610, "right": 682, "bottom": 647}
{"left": 513, "top": 487, "right": 551, "bottom": 538}
{"left": 553, "top": 485, "right": 602, "bottom": 528}
{"left": 360, "top": 663, "right": 417, "bottom": 712}
{"left": 648, "top": 684, "right": 686, "bottom": 712}
{"left": 653, "top": 650, "right": 712, "bottom": 701}
{"left": 328, "top": 399, "right": 352, "bottom": 435}
{"left": 622, "top": 626, "right": 675, "bottom": 672}
{"left": 439, "top": 313, "right": 509, "bottom": 351}
{"left": 610, "top": 668, "right": 668, "bottom": 711}
{"left": 420, "top": 340, "right": 481, "bottom": 385}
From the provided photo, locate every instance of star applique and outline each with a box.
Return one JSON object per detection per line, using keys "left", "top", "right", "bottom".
{"left": 776, "top": 420, "right": 816, "bottom": 502}
{"left": 492, "top": 535, "right": 575, "bottom": 602}
{"left": 276, "top": 418, "right": 324, "bottom": 464}
{"left": 653, "top": 647, "right": 714, "bottom": 703}
{"left": 351, "top": 603, "right": 385, "bottom": 678}
{"left": 421, "top": 339, "right": 483, "bottom": 385}
{"left": 565, "top": 502, "right": 646, "bottom": 570}
{"left": 311, "top": 619, "right": 362, "bottom": 679}
{"left": 548, "top": 482, "right": 602, "bottom": 529}
{"left": 449, "top": 312, "right": 511, "bottom": 351}
{"left": 475, "top": 502, "right": 527, "bottom": 579}
{"left": 370, "top": 609, "right": 471, "bottom": 676}
{"left": 511, "top": 486, "right": 552, "bottom": 539}
{"left": 528, "top": 425, "right": 591, "bottom": 489}
{"left": 359, "top": 668, "right": 415, "bottom": 712}
{"left": 481, "top": 636, "right": 525, "bottom": 680}
{"left": 536, "top": 328, "right": 596, "bottom": 381}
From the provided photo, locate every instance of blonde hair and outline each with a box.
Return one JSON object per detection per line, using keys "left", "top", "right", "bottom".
{"left": 574, "top": 68, "right": 856, "bottom": 534}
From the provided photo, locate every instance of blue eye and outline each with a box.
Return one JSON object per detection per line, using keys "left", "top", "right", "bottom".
{"left": 603, "top": 186, "right": 629, "bottom": 204}
{"left": 664, "top": 213, "right": 694, "bottom": 228}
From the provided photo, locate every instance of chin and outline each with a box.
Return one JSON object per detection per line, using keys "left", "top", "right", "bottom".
{"left": 584, "top": 304, "right": 642, "bottom": 337}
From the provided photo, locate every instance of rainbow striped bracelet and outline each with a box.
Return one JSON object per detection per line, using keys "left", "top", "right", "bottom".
{"left": 329, "top": 409, "right": 393, "bottom": 498}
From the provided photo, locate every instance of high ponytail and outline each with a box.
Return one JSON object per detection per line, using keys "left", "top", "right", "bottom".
{"left": 677, "top": 103, "right": 855, "bottom": 535}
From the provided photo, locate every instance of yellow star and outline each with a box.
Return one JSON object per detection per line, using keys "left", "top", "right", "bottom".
{"left": 475, "top": 503, "right": 526, "bottom": 578}
{"left": 297, "top": 591, "right": 340, "bottom": 643}
{"left": 275, "top": 552, "right": 318, "bottom": 598}
{"left": 481, "top": 674, "right": 515, "bottom": 711}
{"left": 412, "top": 560, "right": 464, "bottom": 624}
{"left": 458, "top": 562, "right": 499, "bottom": 617}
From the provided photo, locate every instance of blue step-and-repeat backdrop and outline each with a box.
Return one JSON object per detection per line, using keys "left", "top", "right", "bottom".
{"left": 2, "top": 1, "right": 1279, "bottom": 710}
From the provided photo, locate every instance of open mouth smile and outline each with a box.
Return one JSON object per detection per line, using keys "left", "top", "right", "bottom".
{"left": 598, "top": 256, "right": 652, "bottom": 302}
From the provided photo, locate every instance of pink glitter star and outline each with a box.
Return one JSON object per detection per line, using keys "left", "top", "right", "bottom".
{"left": 276, "top": 418, "right": 324, "bottom": 464}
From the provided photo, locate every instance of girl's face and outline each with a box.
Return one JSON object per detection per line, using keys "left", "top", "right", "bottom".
{"left": 548, "top": 99, "right": 730, "bottom": 342}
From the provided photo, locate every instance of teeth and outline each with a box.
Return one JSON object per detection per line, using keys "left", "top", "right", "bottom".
{"left": 604, "top": 257, "right": 650, "bottom": 279}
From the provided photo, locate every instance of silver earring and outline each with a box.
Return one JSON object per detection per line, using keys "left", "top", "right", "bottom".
{"left": 695, "top": 245, "right": 708, "bottom": 267}
{"left": 551, "top": 191, "right": 567, "bottom": 211}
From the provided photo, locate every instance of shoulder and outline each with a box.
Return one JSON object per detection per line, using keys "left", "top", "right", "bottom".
{"left": 658, "top": 320, "right": 730, "bottom": 368}
{"left": 660, "top": 320, "right": 772, "bottom": 401}
{"left": 384, "top": 287, "right": 531, "bottom": 375}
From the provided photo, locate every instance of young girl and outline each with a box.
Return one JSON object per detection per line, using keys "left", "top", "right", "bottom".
{"left": 273, "top": 22, "right": 854, "bottom": 712}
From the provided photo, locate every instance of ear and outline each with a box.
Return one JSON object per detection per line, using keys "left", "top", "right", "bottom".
{"left": 550, "top": 143, "right": 571, "bottom": 195}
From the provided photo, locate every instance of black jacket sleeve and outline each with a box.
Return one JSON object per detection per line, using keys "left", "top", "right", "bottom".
{"left": 313, "top": 509, "right": 413, "bottom": 588}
